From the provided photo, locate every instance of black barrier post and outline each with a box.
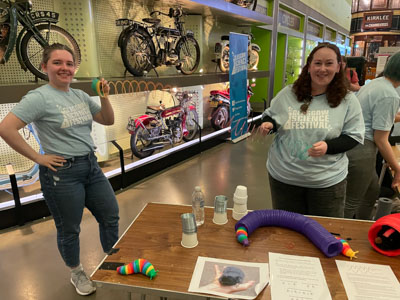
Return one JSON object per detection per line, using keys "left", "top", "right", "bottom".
{"left": 192, "top": 119, "right": 201, "bottom": 153}
{"left": 6, "top": 165, "right": 25, "bottom": 226}
{"left": 263, "top": 98, "right": 267, "bottom": 110}
{"left": 111, "top": 141, "right": 125, "bottom": 189}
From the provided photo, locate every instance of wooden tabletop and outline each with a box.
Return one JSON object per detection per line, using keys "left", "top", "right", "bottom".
{"left": 91, "top": 203, "right": 400, "bottom": 300}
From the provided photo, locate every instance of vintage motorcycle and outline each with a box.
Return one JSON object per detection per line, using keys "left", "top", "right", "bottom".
{"left": 227, "top": 0, "right": 257, "bottom": 10}
{"left": 209, "top": 85, "right": 253, "bottom": 130}
{"left": 127, "top": 91, "right": 199, "bottom": 159}
{"left": 0, "top": 0, "right": 80, "bottom": 80}
{"left": 213, "top": 33, "right": 260, "bottom": 73}
{"left": 116, "top": 7, "right": 200, "bottom": 77}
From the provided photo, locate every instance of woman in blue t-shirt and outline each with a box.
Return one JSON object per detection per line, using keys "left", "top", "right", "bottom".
{"left": 0, "top": 43, "right": 119, "bottom": 296}
{"left": 259, "top": 43, "right": 364, "bottom": 217}
{"left": 345, "top": 52, "right": 400, "bottom": 220}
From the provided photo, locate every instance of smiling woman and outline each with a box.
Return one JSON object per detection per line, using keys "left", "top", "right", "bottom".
{"left": 258, "top": 42, "right": 365, "bottom": 218}
{"left": 0, "top": 43, "right": 119, "bottom": 296}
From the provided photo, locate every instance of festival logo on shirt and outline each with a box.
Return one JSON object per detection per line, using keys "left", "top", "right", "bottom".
{"left": 58, "top": 103, "right": 92, "bottom": 128}
{"left": 281, "top": 106, "right": 332, "bottom": 160}
{"left": 283, "top": 106, "right": 332, "bottom": 130}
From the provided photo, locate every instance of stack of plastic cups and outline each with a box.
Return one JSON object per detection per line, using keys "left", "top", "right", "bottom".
{"left": 180, "top": 213, "right": 198, "bottom": 248}
{"left": 232, "top": 185, "right": 248, "bottom": 221}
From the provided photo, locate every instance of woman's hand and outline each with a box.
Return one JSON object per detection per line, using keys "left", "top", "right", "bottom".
{"left": 259, "top": 122, "right": 274, "bottom": 136}
{"left": 99, "top": 78, "right": 110, "bottom": 97}
{"left": 35, "top": 154, "right": 67, "bottom": 172}
{"left": 308, "top": 141, "right": 328, "bottom": 157}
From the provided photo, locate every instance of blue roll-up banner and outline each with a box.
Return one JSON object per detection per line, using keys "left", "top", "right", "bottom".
{"left": 229, "top": 32, "right": 248, "bottom": 141}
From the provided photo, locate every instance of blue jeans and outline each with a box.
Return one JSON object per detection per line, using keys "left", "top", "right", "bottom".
{"left": 39, "top": 152, "right": 119, "bottom": 267}
{"left": 268, "top": 174, "right": 346, "bottom": 218}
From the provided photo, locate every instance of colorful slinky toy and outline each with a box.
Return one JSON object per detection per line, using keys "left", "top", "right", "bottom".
{"left": 335, "top": 237, "right": 359, "bottom": 259}
{"left": 117, "top": 258, "right": 158, "bottom": 279}
{"left": 234, "top": 210, "right": 359, "bottom": 259}
{"left": 91, "top": 78, "right": 105, "bottom": 97}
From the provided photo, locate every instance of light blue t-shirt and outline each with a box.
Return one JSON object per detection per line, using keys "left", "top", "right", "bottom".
{"left": 11, "top": 84, "right": 101, "bottom": 158}
{"left": 262, "top": 85, "right": 364, "bottom": 188}
{"left": 356, "top": 77, "right": 400, "bottom": 141}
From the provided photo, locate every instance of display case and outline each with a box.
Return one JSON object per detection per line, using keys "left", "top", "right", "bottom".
{"left": 0, "top": 0, "right": 353, "bottom": 229}
{"left": 0, "top": 0, "right": 273, "bottom": 229}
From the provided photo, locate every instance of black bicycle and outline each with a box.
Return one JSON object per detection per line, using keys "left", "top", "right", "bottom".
{"left": 116, "top": 7, "right": 200, "bottom": 76}
{"left": 0, "top": 0, "right": 81, "bottom": 80}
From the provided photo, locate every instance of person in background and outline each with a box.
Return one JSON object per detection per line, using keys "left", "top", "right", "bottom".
{"left": 259, "top": 43, "right": 364, "bottom": 217}
{"left": 341, "top": 56, "right": 361, "bottom": 92}
{"left": 345, "top": 51, "right": 400, "bottom": 220}
{"left": 0, "top": 43, "right": 119, "bottom": 296}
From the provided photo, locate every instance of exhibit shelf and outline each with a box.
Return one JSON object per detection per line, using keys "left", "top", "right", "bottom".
{"left": 136, "top": 0, "right": 273, "bottom": 25}
{"left": 0, "top": 70, "right": 269, "bottom": 102}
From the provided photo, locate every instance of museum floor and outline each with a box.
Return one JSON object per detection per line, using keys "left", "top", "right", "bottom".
{"left": 0, "top": 133, "right": 274, "bottom": 300}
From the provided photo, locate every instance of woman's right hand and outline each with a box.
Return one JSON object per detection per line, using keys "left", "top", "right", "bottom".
{"left": 35, "top": 154, "right": 67, "bottom": 172}
{"left": 259, "top": 122, "right": 274, "bottom": 136}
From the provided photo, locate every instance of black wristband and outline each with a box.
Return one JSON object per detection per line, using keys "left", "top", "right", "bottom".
{"left": 325, "top": 135, "right": 360, "bottom": 154}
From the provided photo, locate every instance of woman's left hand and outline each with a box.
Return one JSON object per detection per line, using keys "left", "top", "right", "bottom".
{"left": 308, "top": 141, "right": 328, "bottom": 157}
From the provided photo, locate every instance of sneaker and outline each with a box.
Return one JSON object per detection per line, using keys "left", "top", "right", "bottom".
{"left": 70, "top": 265, "right": 96, "bottom": 296}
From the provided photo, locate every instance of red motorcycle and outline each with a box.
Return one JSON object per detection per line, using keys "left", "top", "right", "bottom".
{"left": 127, "top": 91, "right": 198, "bottom": 158}
{"left": 209, "top": 85, "right": 253, "bottom": 130}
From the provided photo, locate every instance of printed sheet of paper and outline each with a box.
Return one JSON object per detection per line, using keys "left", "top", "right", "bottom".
{"left": 336, "top": 260, "right": 400, "bottom": 300}
{"left": 188, "top": 256, "right": 269, "bottom": 300}
{"left": 269, "top": 252, "right": 332, "bottom": 300}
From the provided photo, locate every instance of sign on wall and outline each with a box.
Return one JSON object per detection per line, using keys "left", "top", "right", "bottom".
{"left": 307, "top": 21, "right": 322, "bottom": 37}
{"left": 362, "top": 12, "right": 393, "bottom": 30}
{"left": 278, "top": 9, "right": 301, "bottom": 31}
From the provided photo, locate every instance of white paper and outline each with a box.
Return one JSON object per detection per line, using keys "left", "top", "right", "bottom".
{"left": 336, "top": 260, "right": 400, "bottom": 300}
{"left": 188, "top": 256, "right": 269, "bottom": 300}
{"left": 269, "top": 252, "right": 332, "bottom": 300}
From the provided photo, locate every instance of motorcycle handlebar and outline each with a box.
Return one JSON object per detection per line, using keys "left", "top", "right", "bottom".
{"left": 150, "top": 8, "right": 185, "bottom": 18}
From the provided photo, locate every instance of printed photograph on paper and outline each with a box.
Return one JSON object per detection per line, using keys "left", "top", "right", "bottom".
{"left": 188, "top": 256, "right": 269, "bottom": 300}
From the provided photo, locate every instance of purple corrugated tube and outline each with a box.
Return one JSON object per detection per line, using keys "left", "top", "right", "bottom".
{"left": 235, "top": 210, "right": 343, "bottom": 258}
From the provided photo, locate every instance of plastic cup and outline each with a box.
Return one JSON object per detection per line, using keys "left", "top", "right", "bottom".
{"left": 181, "top": 213, "right": 198, "bottom": 248}
{"left": 213, "top": 195, "right": 228, "bottom": 225}
{"left": 232, "top": 210, "right": 248, "bottom": 221}
{"left": 234, "top": 185, "right": 248, "bottom": 198}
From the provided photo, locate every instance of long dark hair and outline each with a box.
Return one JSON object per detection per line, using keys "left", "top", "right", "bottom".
{"left": 292, "top": 42, "right": 349, "bottom": 109}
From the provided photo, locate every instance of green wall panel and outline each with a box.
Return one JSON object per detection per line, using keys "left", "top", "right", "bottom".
{"left": 274, "top": 33, "right": 286, "bottom": 97}
{"left": 250, "top": 26, "right": 271, "bottom": 104}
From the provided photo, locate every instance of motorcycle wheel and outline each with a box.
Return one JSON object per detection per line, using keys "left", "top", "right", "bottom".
{"left": 183, "top": 109, "right": 199, "bottom": 141}
{"left": 121, "top": 27, "right": 155, "bottom": 76}
{"left": 219, "top": 45, "right": 230, "bottom": 73}
{"left": 248, "top": 47, "right": 259, "bottom": 70}
{"left": 176, "top": 36, "right": 200, "bottom": 75}
{"left": 130, "top": 127, "right": 155, "bottom": 159}
{"left": 20, "top": 24, "right": 81, "bottom": 80}
{"left": 211, "top": 106, "right": 229, "bottom": 131}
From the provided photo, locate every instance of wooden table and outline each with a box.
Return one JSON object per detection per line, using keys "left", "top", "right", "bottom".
{"left": 91, "top": 203, "right": 400, "bottom": 300}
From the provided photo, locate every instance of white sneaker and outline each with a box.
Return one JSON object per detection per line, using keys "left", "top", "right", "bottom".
{"left": 70, "top": 265, "right": 96, "bottom": 296}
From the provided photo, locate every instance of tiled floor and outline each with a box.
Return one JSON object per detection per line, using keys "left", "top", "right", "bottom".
{"left": 0, "top": 134, "right": 274, "bottom": 300}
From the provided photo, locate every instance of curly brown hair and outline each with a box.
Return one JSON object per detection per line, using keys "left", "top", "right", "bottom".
{"left": 292, "top": 42, "right": 349, "bottom": 109}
